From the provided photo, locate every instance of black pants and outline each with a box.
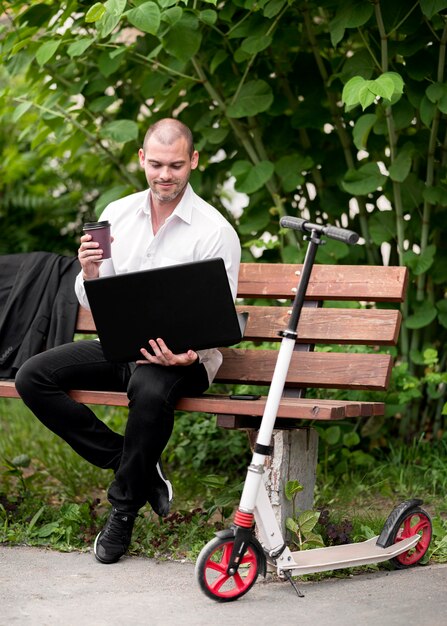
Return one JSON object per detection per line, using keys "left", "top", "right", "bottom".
{"left": 15, "top": 340, "right": 209, "bottom": 512}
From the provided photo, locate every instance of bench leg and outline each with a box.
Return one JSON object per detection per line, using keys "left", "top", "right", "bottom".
{"left": 259, "top": 428, "right": 319, "bottom": 536}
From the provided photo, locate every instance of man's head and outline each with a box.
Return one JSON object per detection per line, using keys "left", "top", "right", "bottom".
{"left": 138, "top": 118, "right": 199, "bottom": 206}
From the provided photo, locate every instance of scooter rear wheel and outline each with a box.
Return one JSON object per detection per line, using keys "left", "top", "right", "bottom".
{"left": 388, "top": 506, "right": 432, "bottom": 568}
{"left": 195, "top": 536, "right": 260, "bottom": 602}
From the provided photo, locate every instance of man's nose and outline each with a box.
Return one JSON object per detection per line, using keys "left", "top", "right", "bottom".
{"left": 159, "top": 166, "right": 172, "bottom": 179}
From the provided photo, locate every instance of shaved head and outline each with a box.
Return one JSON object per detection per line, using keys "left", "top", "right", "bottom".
{"left": 142, "top": 118, "right": 194, "bottom": 156}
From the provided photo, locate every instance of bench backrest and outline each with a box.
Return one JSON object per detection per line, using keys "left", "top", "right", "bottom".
{"left": 76, "top": 263, "right": 408, "bottom": 394}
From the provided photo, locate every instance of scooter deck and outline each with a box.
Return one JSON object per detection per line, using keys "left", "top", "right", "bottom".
{"left": 281, "top": 535, "right": 419, "bottom": 575}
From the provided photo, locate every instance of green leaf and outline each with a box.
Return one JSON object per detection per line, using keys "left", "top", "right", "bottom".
{"left": 202, "top": 126, "right": 229, "bottom": 145}
{"left": 405, "top": 301, "right": 438, "bottom": 329}
{"left": 426, "top": 82, "right": 445, "bottom": 103}
{"left": 37, "top": 522, "right": 60, "bottom": 538}
{"left": 315, "top": 238, "right": 350, "bottom": 263}
{"left": 358, "top": 81, "right": 376, "bottom": 110}
{"left": 89, "top": 95, "right": 115, "bottom": 113}
{"left": 389, "top": 147, "right": 413, "bottom": 183}
{"left": 369, "top": 74, "right": 395, "bottom": 100}
{"left": 161, "top": 6, "right": 182, "bottom": 26}
{"left": 342, "top": 162, "right": 387, "bottom": 195}
{"left": 67, "top": 38, "right": 94, "bottom": 58}
{"left": 285, "top": 479, "right": 304, "bottom": 501}
{"left": 199, "top": 9, "right": 217, "bottom": 25}
{"left": 227, "top": 80, "right": 273, "bottom": 118}
{"left": 420, "top": 0, "right": 447, "bottom": 18}
{"left": 342, "top": 76, "right": 365, "bottom": 107}
{"left": 263, "top": 0, "right": 287, "bottom": 19}
{"left": 403, "top": 244, "right": 436, "bottom": 275}
{"left": 105, "top": 0, "right": 126, "bottom": 16}
{"left": 232, "top": 160, "right": 274, "bottom": 193}
{"left": 241, "top": 35, "right": 272, "bottom": 55}
{"left": 36, "top": 40, "right": 61, "bottom": 66}
{"left": 423, "top": 184, "right": 447, "bottom": 205}
{"left": 98, "top": 49, "right": 125, "bottom": 77}
{"left": 329, "top": 1, "right": 373, "bottom": 47}
{"left": 385, "top": 72, "right": 405, "bottom": 97}
{"left": 85, "top": 3, "right": 106, "bottom": 23}
{"left": 425, "top": 82, "right": 447, "bottom": 113}
{"left": 163, "top": 15, "right": 201, "bottom": 61}
{"left": 210, "top": 50, "right": 228, "bottom": 74}
{"left": 126, "top": 2, "right": 160, "bottom": 35}
{"left": 97, "top": 0, "right": 126, "bottom": 38}
{"left": 238, "top": 210, "right": 270, "bottom": 235}
{"left": 352, "top": 113, "right": 376, "bottom": 150}
{"left": 420, "top": 95, "right": 436, "bottom": 127}
{"left": 303, "top": 532, "right": 325, "bottom": 548}
{"left": 12, "top": 100, "right": 33, "bottom": 122}
{"left": 17, "top": 3, "right": 53, "bottom": 27}
{"left": 343, "top": 431, "right": 360, "bottom": 448}
{"left": 274, "top": 153, "right": 313, "bottom": 192}
{"left": 436, "top": 298, "right": 447, "bottom": 318}
{"left": 369, "top": 210, "right": 396, "bottom": 244}
{"left": 99, "top": 119, "right": 139, "bottom": 143}
{"left": 297, "top": 510, "right": 320, "bottom": 535}
{"left": 286, "top": 517, "right": 299, "bottom": 534}
{"left": 323, "top": 425, "right": 341, "bottom": 445}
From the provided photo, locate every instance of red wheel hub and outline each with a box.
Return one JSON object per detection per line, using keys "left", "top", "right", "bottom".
{"left": 202, "top": 540, "right": 258, "bottom": 600}
{"left": 394, "top": 512, "right": 432, "bottom": 566}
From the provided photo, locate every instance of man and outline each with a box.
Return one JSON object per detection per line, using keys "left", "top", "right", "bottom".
{"left": 15, "top": 118, "right": 241, "bottom": 564}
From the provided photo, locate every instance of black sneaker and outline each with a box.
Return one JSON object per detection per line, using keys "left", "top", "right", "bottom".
{"left": 147, "top": 461, "right": 173, "bottom": 517}
{"left": 94, "top": 508, "right": 136, "bottom": 564}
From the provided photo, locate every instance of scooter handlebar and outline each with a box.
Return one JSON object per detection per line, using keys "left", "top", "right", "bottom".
{"left": 280, "top": 216, "right": 359, "bottom": 245}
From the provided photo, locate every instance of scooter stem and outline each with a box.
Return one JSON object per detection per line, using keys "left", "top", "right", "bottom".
{"left": 238, "top": 230, "right": 323, "bottom": 513}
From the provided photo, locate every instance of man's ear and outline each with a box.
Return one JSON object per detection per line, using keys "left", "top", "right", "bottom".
{"left": 138, "top": 148, "right": 145, "bottom": 167}
{"left": 191, "top": 150, "right": 199, "bottom": 170}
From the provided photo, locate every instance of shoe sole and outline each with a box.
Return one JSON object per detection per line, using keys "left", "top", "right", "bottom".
{"left": 93, "top": 532, "right": 108, "bottom": 564}
{"left": 156, "top": 461, "right": 173, "bottom": 502}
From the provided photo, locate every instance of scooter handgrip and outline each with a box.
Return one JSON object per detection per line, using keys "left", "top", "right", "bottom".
{"left": 279, "top": 216, "right": 308, "bottom": 231}
{"left": 323, "top": 224, "right": 359, "bottom": 245}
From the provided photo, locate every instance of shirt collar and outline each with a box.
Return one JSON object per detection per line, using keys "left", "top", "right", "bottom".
{"left": 141, "top": 184, "right": 193, "bottom": 225}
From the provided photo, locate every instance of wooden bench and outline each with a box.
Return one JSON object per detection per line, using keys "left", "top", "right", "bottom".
{"left": 0, "top": 262, "right": 408, "bottom": 530}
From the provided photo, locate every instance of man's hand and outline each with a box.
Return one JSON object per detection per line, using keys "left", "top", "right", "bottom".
{"left": 78, "top": 233, "right": 104, "bottom": 280}
{"left": 137, "top": 338, "right": 198, "bottom": 367}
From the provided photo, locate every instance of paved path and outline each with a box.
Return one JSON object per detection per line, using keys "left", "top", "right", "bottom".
{"left": 1, "top": 545, "right": 446, "bottom": 626}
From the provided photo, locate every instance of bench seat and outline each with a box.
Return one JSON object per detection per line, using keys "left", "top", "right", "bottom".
{"left": 0, "top": 380, "right": 384, "bottom": 420}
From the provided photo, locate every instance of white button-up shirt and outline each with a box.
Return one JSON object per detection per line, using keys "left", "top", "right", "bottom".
{"left": 75, "top": 184, "right": 241, "bottom": 383}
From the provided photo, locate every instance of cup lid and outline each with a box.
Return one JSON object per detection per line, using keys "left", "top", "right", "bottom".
{"left": 83, "top": 221, "right": 110, "bottom": 229}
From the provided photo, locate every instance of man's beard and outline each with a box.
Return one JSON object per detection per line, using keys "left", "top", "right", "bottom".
{"left": 150, "top": 180, "right": 187, "bottom": 203}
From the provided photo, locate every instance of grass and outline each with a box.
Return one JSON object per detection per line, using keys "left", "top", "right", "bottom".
{"left": 1, "top": 398, "right": 447, "bottom": 567}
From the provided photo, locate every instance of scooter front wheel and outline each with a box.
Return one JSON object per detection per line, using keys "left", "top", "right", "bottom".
{"left": 195, "top": 535, "right": 260, "bottom": 602}
{"left": 388, "top": 506, "right": 432, "bottom": 568}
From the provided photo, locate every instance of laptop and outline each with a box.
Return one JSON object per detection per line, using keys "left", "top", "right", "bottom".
{"left": 84, "top": 257, "right": 246, "bottom": 362}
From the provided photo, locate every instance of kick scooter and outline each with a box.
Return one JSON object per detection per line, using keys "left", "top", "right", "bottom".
{"left": 195, "top": 216, "right": 432, "bottom": 602}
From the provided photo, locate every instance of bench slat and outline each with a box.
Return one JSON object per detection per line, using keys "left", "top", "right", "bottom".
{"left": 237, "top": 264, "right": 408, "bottom": 301}
{"left": 240, "top": 306, "right": 401, "bottom": 344}
{"left": 216, "top": 349, "right": 392, "bottom": 390}
{"left": 0, "top": 382, "right": 383, "bottom": 421}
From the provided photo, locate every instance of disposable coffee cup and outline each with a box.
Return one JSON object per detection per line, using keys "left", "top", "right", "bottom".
{"left": 83, "top": 221, "right": 112, "bottom": 260}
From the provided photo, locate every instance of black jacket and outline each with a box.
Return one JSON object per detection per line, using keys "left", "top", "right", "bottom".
{"left": 0, "top": 252, "right": 81, "bottom": 379}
